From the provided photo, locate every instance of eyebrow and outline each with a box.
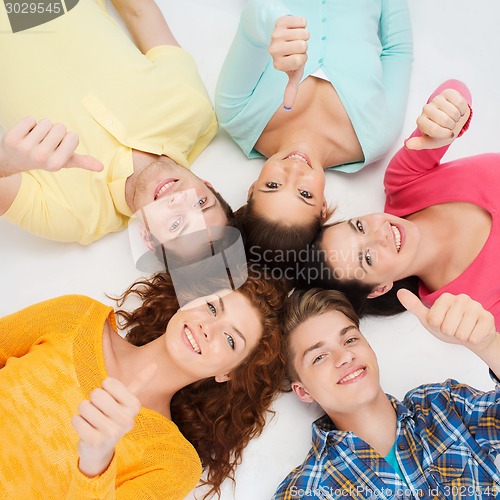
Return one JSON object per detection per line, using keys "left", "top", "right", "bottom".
{"left": 257, "top": 189, "right": 315, "bottom": 207}
{"left": 347, "top": 219, "right": 367, "bottom": 273}
{"left": 217, "top": 295, "right": 246, "bottom": 346}
{"left": 300, "top": 325, "right": 358, "bottom": 362}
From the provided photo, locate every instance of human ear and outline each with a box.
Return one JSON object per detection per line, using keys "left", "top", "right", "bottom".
{"left": 215, "top": 373, "right": 231, "bottom": 383}
{"left": 321, "top": 199, "right": 328, "bottom": 220}
{"left": 140, "top": 227, "right": 154, "bottom": 252}
{"left": 367, "top": 282, "right": 394, "bottom": 299}
{"left": 291, "top": 381, "right": 315, "bottom": 404}
{"left": 247, "top": 182, "right": 255, "bottom": 202}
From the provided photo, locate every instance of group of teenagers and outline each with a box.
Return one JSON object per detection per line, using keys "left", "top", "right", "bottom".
{"left": 1, "top": 0, "right": 499, "bottom": 499}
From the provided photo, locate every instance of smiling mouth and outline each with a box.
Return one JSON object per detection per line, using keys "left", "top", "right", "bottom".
{"left": 154, "top": 179, "right": 179, "bottom": 201}
{"left": 284, "top": 151, "right": 311, "bottom": 167}
{"left": 338, "top": 367, "right": 365, "bottom": 384}
{"left": 391, "top": 225, "right": 402, "bottom": 252}
{"left": 184, "top": 326, "right": 201, "bottom": 354}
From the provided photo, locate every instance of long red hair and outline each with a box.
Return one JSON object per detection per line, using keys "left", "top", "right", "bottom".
{"left": 114, "top": 270, "right": 287, "bottom": 497}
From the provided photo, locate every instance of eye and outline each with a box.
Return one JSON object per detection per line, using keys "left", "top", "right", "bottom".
{"left": 345, "top": 337, "right": 358, "bottom": 346}
{"left": 365, "top": 250, "right": 372, "bottom": 267}
{"left": 170, "top": 217, "right": 181, "bottom": 231}
{"left": 265, "top": 182, "right": 279, "bottom": 189}
{"left": 312, "top": 353, "right": 326, "bottom": 365}
{"left": 225, "top": 333, "right": 235, "bottom": 350}
{"left": 356, "top": 220, "right": 365, "bottom": 233}
{"left": 299, "top": 190, "right": 312, "bottom": 199}
{"left": 206, "top": 302, "right": 217, "bottom": 316}
{"left": 195, "top": 197, "right": 207, "bottom": 208}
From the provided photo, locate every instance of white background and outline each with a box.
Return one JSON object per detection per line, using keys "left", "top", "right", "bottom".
{"left": 1, "top": 1, "right": 499, "bottom": 498}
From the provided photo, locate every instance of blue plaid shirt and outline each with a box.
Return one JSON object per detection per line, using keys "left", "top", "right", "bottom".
{"left": 273, "top": 377, "right": 500, "bottom": 499}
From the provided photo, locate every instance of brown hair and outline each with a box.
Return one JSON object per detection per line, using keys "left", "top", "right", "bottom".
{"left": 282, "top": 288, "right": 359, "bottom": 382}
{"left": 303, "top": 224, "right": 420, "bottom": 316}
{"left": 114, "top": 270, "right": 287, "bottom": 498}
{"left": 235, "top": 199, "right": 333, "bottom": 271}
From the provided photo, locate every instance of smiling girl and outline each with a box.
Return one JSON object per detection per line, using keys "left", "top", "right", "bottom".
{"left": 0, "top": 271, "right": 286, "bottom": 498}
{"left": 309, "top": 79, "right": 500, "bottom": 328}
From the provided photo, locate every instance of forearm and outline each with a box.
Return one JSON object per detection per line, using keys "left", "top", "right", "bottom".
{"left": 472, "top": 334, "right": 500, "bottom": 380}
{"left": 384, "top": 80, "right": 472, "bottom": 194}
{"left": 215, "top": 0, "right": 287, "bottom": 125}
{"left": 379, "top": 0, "right": 413, "bottom": 138}
{"left": 111, "top": 0, "right": 179, "bottom": 53}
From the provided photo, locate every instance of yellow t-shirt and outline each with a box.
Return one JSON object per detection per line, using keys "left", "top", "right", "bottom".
{"left": 0, "top": 295, "right": 202, "bottom": 499}
{"left": 0, "top": 1, "right": 217, "bottom": 244}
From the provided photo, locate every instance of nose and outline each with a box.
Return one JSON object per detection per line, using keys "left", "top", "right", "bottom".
{"left": 334, "top": 346, "right": 354, "bottom": 368}
{"left": 369, "top": 221, "right": 391, "bottom": 247}
{"left": 168, "top": 190, "right": 189, "bottom": 208}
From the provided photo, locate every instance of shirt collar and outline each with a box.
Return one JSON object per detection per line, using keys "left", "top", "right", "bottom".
{"left": 311, "top": 394, "right": 414, "bottom": 458}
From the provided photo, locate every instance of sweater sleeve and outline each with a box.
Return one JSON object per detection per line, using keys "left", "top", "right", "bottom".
{"left": 67, "top": 443, "right": 201, "bottom": 500}
{"left": 0, "top": 295, "right": 102, "bottom": 368}
{"left": 214, "top": 0, "right": 288, "bottom": 127}
{"left": 384, "top": 79, "right": 473, "bottom": 200}
{"left": 379, "top": 0, "right": 413, "bottom": 141}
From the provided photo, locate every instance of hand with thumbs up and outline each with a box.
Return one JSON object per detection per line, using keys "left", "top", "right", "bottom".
{"left": 397, "top": 290, "right": 500, "bottom": 377}
{"left": 268, "top": 16, "right": 309, "bottom": 111}
{"left": 72, "top": 363, "right": 158, "bottom": 478}
{"left": 0, "top": 116, "right": 103, "bottom": 178}
{"left": 405, "top": 89, "right": 471, "bottom": 151}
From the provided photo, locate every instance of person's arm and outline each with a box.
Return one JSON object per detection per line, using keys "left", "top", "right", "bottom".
{"left": 398, "top": 290, "right": 500, "bottom": 379}
{"left": 0, "top": 117, "right": 103, "bottom": 216}
{"left": 384, "top": 80, "right": 472, "bottom": 196}
{"left": 214, "top": 0, "right": 288, "bottom": 126}
{"left": 379, "top": 0, "right": 413, "bottom": 141}
{"left": 110, "top": 0, "right": 179, "bottom": 53}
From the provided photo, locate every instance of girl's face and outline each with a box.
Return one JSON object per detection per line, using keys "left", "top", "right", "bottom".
{"left": 249, "top": 151, "right": 327, "bottom": 226}
{"left": 320, "top": 213, "right": 421, "bottom": 292}
{"left": 165, "top": 290, "right": 262, "bottom": 382}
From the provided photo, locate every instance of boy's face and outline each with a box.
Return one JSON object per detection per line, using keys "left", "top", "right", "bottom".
{"left": 289, "top": 311, "right": 382, "bottom": 418}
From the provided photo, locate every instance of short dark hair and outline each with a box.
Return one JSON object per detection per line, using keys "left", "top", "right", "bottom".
{"left": 282, "top": 288, "right": 359, "bottom": 382}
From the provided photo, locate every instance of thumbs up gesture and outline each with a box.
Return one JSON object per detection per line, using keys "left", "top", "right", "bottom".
{"left": 397, "top": 290, "right": 497, "bottom": 354}
{"left": 72, "top": 363, "right": 157, "bottom": 477}
{"left": 269, "top": 16, "right": 309, "bottom": 111}
{"left": 405, "top": 89, "right": 470, "bottom": 151}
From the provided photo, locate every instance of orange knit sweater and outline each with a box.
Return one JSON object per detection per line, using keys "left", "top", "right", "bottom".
{"left": 0, "top": 295, "right": 202, "bottom": 499}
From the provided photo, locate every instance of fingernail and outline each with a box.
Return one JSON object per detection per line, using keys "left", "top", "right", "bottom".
{"left": 283, "top": 106, "right": 292, "bottom": 111}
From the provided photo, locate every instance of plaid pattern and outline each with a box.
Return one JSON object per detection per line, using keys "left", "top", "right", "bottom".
{"left": 273, "top": 377, "right": 500, "bottom": 499}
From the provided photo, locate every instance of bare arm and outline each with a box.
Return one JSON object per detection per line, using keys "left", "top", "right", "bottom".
{"left": 398, "top": 290, "right": 500, "bottom": 379}
{"left": 0, "top": 117, "right": 102, "bottom": 216}
{"left": 111, "top": 0, "right": 179, "bottom": 53}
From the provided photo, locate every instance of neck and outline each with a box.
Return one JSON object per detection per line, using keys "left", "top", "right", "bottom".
{"left": 106, "top": 331, "right": 195, "bottom": 417}
{"left": 329, "top": 389, "right": 397, "bottom": 456}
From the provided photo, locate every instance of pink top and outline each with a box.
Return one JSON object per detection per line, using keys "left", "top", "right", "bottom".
{"left": 384, "top": 80, "right": 500, "bottom": 328}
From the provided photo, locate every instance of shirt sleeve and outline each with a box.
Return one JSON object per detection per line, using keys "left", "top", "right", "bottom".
{"left": 379, "top": 0, "right": 413, "bottom": 141}
{"left": 67, "top": 449, "right": 200, "bottom": 500}
{"left": 214, "top": 0, "right": 288, "bottom": 127}
{"left": 384, "top": 79, "right": 473, "bottom": 200}
{"left": 0, "top": 295, "right": 108, "bottom": 368}
{"left": 444, "top": 377, "right": 500, "bottom": 456}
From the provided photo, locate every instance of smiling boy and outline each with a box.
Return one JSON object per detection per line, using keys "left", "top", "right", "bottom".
{"left": 274, "top": 288, "right": 500, "bottom": 499}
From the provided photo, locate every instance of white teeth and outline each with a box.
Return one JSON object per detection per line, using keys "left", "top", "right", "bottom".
{"left": 184, "top": 326, "right": 201, "bottom": 354}
{"left": 339, "top": 368, "right": 364, "bottom": 384}
{"left": 391, "top": 225, "right": 401, "bottom": 252}
{"left": 156, "top": 181, "right": 176, "bottom": 199}
{"left": 286, "top": 154, "right": 308, "bottom": 164}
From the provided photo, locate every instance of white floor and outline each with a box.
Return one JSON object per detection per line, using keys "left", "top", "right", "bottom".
{"left": 1, "top": 1, "right": 499, "bottom": 499}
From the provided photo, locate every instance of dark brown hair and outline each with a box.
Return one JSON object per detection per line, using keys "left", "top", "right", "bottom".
{"left": 235, "top": 199, "right": 333, "bottom": 271}
{"left": 303, "top": 225, "right": 420, "bottom": 317}
{"left": 282, "top": 288, "right": 359, "bottom": 382}
{"left": 114, "top": 270, "right": 287, "bottom": 498}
